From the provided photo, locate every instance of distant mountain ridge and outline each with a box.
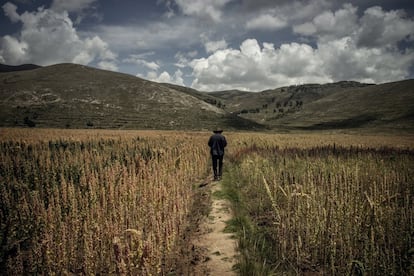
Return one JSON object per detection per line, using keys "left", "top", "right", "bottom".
{"left": 0, "top": 63, "right": 413, "bottom": 132}
{"left": 0, "top": 63, "right": 41, "bottom": 73}
{"left": 208, "top": 79, "right": 413, "bottom": 132}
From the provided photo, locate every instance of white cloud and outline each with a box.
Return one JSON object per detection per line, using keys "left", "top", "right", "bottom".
{"left": 2, "top": 2, "right": 20, "bottom": 22}
{"left": 241, "top": 0, "right": 331, "bottom": 22}
{"left": 205, "top": 39, "right": 227, "bottom": 53}
{"left": 294, "top": 4, "right": 414, "bottom": 48}
{"left": 97, "top": 60, "right": 118, "bottom": 71}
{"left": 190, "top": 39, "right": 330, "bottom": 91}
{"left": 293, "top": 22, "right": 316, "bottom": 36}
{"left": 293, "top": 4, "right": 359, "bottom": 40}
{"left": 124, "top": 55, "right": 160, "bottom": 71}
{"left": 0, "top": 2, "right": 116, "bottom": 67}
{"left": 280, "top": 0, "right": 331, "bottom": 22}
{"left": 189, "top": 35, "right": 414, "bottom": 91}
{"left": 357, "top": 6, "right": 414, "bottom": 48}
{"left": 174, "top": 50, "right": 198, "bottom": 68}
{"left": 174, "top": 0, "right": 234, "bottom": 22}
{"left": 74, "top": 36, "right": 117, "bottom": 64}
{"left": 96, "top": 18, "right": 202, "bottom": 52}
{"left": 240, "top": 39, "right": 262, "bottom": 61}
{"left": 145, "top": 69, "right": 185, "bottom": 86}
{"left": 2, "top": 0, "right": 412, "bottom": 92}
{"left": 245, "top": 14, "right": 287, "bottom": 31}
{"left": 51, "top": 0, "right": 97, "bottom": 13}
{"left": 159, "top": 0, "right": 175, "bottom": 18}
{"left": 317, "top": 37, "right": 414, "bottom": 82}
{"left": 241, "top": 1, "right": 330, "bottom": 33}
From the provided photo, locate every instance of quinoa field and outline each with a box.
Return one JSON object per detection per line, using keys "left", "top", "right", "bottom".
{"left": 0, "top": 128, "right": 413, "bottom": 275}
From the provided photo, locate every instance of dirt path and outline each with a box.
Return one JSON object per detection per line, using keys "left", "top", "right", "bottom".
{"left": 193, "top": 179, "right": 238, "bottom": 275}
{"left": 170, "top": 177, "right": 238, "bottom": 275}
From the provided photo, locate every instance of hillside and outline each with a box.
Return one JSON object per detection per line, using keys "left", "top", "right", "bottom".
{"left": 209, "top": 80, "right": 414, "bottom": 132}
{"left": 0, "top": 63, "right": 412, "bottom": 132}
{"left": 275, "top": 80, "right": 414, "bottom": 131}
{"left": 0, "top": 63, "right": 41, "bottom": 73}
{"left": 0, "top": 63, "right": 262, "bottom": 130}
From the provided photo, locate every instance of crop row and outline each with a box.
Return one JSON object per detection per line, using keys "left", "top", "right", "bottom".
{"left": 223, "top": 143, "right": 414, "bottom": 275}
{"left": 0, "top": 129, "right": 209, "bottom": 274}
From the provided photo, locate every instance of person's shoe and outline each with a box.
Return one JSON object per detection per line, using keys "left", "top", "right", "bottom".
{"left": 214, "top": 176, "right": 219, "bottom": 181}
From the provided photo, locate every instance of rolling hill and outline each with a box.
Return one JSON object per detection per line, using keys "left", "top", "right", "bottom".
{"left": 0, "top": 63, "right": 413, "bottom": 132}
{"left": 0, "top": 63, "right": 262, "bottom": 130}
{"left": 0, "top": 63, "right": 41, "bottom": 73}
{"left": 208, "top": 80, "right": 414, "bottom": 132}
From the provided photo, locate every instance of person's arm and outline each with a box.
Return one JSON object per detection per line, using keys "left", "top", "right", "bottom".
{"left": 223, "top": 136, "right": 227, "bottom": 148}
{"left": 208, "top": 136, "right": 213, "bottom": 147}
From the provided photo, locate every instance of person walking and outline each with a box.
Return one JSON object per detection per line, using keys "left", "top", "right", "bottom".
{"left": 208, "top": 129, "right": 227, "bottom": 181}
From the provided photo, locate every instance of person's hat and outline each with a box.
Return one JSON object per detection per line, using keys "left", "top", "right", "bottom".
{"left": 213, "top": 128, "right": 223, "bottom": 133}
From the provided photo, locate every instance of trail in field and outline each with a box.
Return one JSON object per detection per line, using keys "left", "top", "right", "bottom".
{"left": 194, "top": 179, "right": 238, "bottom": 275}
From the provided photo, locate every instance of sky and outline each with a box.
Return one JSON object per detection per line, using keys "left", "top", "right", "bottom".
{"left": 0, "top": 0, "right": 414, "bottom": 92}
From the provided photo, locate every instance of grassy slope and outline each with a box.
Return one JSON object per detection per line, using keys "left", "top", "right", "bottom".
{"left": 0, "top": 63, "right": 41, "bottom": 73}
{"left": 277, "top": 80, "right": 414, "bottom": 131}
{"left": 0, "top": 63, "right": 262, "bottom": 130}
{"left": 211, "top": 80, "right": 414, "bottom": 132}
{"left": 1, "top": 63, "right": 412, "bottom": 132}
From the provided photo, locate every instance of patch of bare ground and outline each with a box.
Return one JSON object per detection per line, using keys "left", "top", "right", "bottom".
{"left": 169, "top": 177, "right": 237, "bottom": 275}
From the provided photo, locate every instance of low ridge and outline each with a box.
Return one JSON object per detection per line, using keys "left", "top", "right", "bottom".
{"left": 0, "top": 63, "right": 41, "bottom": 73}
{"left": 0, "top": 63, "right": 412, "bottom": 132}
{"left": 0, "top": 63, "right": 262, "bottom": 130}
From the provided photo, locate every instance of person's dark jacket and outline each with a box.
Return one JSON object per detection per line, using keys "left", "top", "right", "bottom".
{"left": 208, "top": 133, "right": 227, "bottom": 156}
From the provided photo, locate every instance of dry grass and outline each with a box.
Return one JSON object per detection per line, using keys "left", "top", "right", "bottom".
{"left": 222, "top": 132, "right": 414, "bottom": 275}
{"left": 0, "top": 128, "right": 210, "bottom": 274}
{"left": 1, "top": 129, "right": 413, "bottom": 275}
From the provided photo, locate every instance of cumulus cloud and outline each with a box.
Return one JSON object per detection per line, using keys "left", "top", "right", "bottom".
{"left": 245, "top": 14, "right": 287, "bottom": 31}
{"left": 287, "top": 0, "right": 331, "bottom": 22}
{"left": 173, "top": 0, "right": 233, "bottom": 22}
{"left": 0, "top": 2, "right": 116, "bottom": 67}
{"left": 3, "top": 0, "right": 412, "bottom": 92}
{"left": 145, "top": 69, "right": 185, "bottom": 86}
{"left": 174, "top": 50, "right": 198, "bottom": 68}
{"left": 186, "top": 4, "right": 414, "bottom": 91}
{"left": 317, "top": 37, "right": 414, "bottom": 82}
{"left": 189, "top": 35, "right": 414, "bottom": 91}
{"left": 357, "top": 6, "right": 414, "bottom": 48}
{"left": 190, "top": 39, "right": 330, "bottom": 91}
{"left": 2, "top": 2, "right": 20, "bottom": 22}
{"left": 242, "top": 1, "right": 330, "bottom": 32}
{"left": 294, "top": 3, "right": 414, "bottom": 47}
{"left": 51, "top": 0, "right": 97, "bottom": 13}
{"left": 204, "top": 39, "right": 227, "bottom": 53}
{"left": 293, "top": 4, "right": 359, "bottom": 40}
{"left": 241, "top": 0, "right": 330, "bottom": 18}
{"left": 124, "top": 54, "right": 160, "bottom": 71}
{"left": 293, "top": 22, "right": 316, "bottom": 36}
{"left": 97, "top": 60, "right": 118, "bottom": 71}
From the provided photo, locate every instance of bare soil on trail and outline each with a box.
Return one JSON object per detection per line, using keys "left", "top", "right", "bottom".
{"left": 194, "top": 179, "right": 238, "bottom": 275}
{"left": 171, "top": 177, "right": 238, "bottom": 275}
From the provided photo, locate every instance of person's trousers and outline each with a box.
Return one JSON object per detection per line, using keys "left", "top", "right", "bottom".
{"left": 211, "top": 155, "right": 224, "bottom": 179}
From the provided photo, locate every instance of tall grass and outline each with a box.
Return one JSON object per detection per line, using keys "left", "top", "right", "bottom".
{"left": 1, "top": 129, "right": 413, "bottom": 275}
{"left": 0, "top": 129, "right": 209, "bottom": 274}
{"left": 224, "top": 143, "right": 414, "bottom": 275}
